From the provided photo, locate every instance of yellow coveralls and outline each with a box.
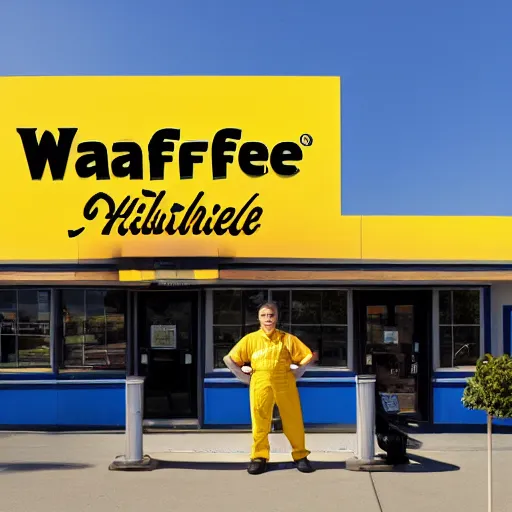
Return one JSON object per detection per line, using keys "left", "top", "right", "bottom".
{"left": 228, "top": 328, "right": 312, "bottom": 461}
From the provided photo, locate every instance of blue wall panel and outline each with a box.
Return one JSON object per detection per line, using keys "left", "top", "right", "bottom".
{"left": 0, "top": 387, "right": 58, "bottom": 425}
{"left": 299, "top": 383, "right": 356, "bottom": 425}
{"left": 492, "top": 418, "right": 512, "bottom": 426}
{"left": 56, "top": 385, "right": 125, "bottom": 427}
{"left": 0, "top": 382, "right": 125, "bottom": 428}
{"left": 203, "top": 378, "right": 357, "bottom": 426}
{"left": 204, "top": 385, "right": 252, "bottom": 425}
{"left": 433, "top": 383, "right": 486, "bottom": 424}
{"left": 434, "top": 384, "right": 512, "bottom": 427}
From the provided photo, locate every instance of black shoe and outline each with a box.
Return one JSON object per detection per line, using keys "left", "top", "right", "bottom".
{"left": 247, "top": 458, "right": 267, "bottom": 475}
{"left": 295, "top": 457, "right": 315, "bottom": 473}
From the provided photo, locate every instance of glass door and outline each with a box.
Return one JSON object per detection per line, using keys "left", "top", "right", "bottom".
{"left": 138, "top": 291, "right": 198, "bottom": 419}
{"left": 354, "top": 290, "right": 432, "bottom": 421}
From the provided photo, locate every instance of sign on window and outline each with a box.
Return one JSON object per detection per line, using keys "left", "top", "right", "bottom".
{"left": 150, "top": 325, "right": 177, "bottom": 349}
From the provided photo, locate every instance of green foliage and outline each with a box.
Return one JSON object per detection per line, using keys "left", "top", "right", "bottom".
{"left": 462, "top": 354, "right": 512, "bottom": 419}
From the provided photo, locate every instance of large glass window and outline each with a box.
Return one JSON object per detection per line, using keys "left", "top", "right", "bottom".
{"left": 275, "top": 290, "right": 348, "bottom": 367}
{"left": 212, "top": 289, "right": 267, "bottom": 368}
{"left": 212, "top": 289, "right": 348, "bottom": 368}
{"left": 0, "top": 290, "right": 51, "bottom": 370}
{"left": 439, "top": 289, "right": 481, "bottom": 367}
{"left": 61, "top": 290, "right": 126, "bottom": 371}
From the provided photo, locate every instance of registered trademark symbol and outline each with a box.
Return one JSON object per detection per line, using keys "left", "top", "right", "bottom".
{"left": 300, "top": 134, "right": 313, "bottom": 147}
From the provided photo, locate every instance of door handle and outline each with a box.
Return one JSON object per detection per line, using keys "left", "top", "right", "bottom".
{"left": 185, "top": 353, "right": 192, "bottom": 365}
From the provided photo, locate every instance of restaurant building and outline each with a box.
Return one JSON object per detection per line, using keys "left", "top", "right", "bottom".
{"left": 0, "top": 75, "right": 511, "bottom": 432}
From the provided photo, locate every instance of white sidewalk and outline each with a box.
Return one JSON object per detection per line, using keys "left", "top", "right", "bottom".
{"left": 1, "top": 432, "right": 512, "bottom": 512}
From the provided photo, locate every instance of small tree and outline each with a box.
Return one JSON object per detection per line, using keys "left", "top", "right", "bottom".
{"left": 462, "top": 354, "right": 512, "bottom": 512}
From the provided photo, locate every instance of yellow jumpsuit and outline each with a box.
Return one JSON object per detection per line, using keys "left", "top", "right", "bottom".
{"left": 228, "top": 328, "right": 312, "bottom": 461}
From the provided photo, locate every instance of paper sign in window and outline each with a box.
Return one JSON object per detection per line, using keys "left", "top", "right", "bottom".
{"left": 150, "top": 325, "right": 177, "bottom": 349}
{"left": 384, "top": 329, "right": 399, "bottom": 344}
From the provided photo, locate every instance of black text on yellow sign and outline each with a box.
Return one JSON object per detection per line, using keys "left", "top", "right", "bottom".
{"left": 17, "top": 127, "right": 314, "bottom": 239}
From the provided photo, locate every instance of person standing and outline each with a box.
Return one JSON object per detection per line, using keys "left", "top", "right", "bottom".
{"left": 223, "top": 302, "right": 317, "bottom": 474}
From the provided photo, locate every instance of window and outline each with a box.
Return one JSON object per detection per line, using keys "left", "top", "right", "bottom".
{"left": 0, "top": 290, "right": 51, "bottom": 370}
{"left": 212, "top": 289, "right": 349, "bottom": 368}
{"left": 61, "top": 290, "right": 126, "bottom": 371}
{"left": 212, "top": 289, "right": 267, "bottom": 368}
{"left": 439, "top": 289, "right": 481, "bottom": 367}
{"left": 274, "top": 290, "right": 348, "bottom": 367}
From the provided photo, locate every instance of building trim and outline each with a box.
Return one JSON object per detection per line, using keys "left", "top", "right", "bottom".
{"left": 432, "top": 289, "right": 440, "bottom": 370}
{"left": 204, "top": 290, "right": 214, "bottom": 374}
{"left": 347, "top": 289, "right": 354, "bottom": 370}
{"left": 503, "top": 305, "right": 512, "bottom": 355}
{"left": 0, "top": 379, "right": 126, "bottom": 385}
{"left": 3, "top": 258, "right": 512, "bottom": 270}
{"left": 483, "top": 287, "right": 491, "bottom": 354}
{"left": 432, "top": 378, "right": 469, "bottom": 384}
{"left": 204, "top": 376, "right": 356, "bottom": 384}
{"left": 217, "top": 269, "right": 509, "bottom": 283}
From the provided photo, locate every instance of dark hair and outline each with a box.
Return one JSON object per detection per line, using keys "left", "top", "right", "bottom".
{"left": 258, "top": 302, "right": 279, "bottom": 315}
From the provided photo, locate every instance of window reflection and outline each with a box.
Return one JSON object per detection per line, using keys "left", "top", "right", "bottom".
{"left": 322, "top": 291, "right": 347, "bottom": 324}
{"left": 322, "top": 326, "right": 348, "bottom": 367}
{"left": 61, "top": 290, "right": 126, "bottom": 371}
{"left": 0, "top": 291, "right": 17, "bottom": 341}
{"left": 0, "top": 290, "right": 51, "bottom": 369}
{"left": 439, "top": 326, "right": 454, "bottom": 368}
{"left": 289, "top": 290, "right": 348, "bottom": 367}
{"left": 270, "top": 290, "right": 290, "bottom": 324}
{"left": 18, "top": 290, "right": 50, "bottom": 335}
{"left": 213, "top": 289, "right": 349, "bottom": 368}
{"left": 395, "top": 305, "right": 414, "bottom": 346}
{"left": 243, "top": 290, "right": 266, "bottom": 322}
{"left": 291, "top": 325, "right": 322, "bottom": 354}
{"left": 438, "top": 291, "right": 451, "bottom": 324}
{"left": 213, "top": 290, "right": 242, "bottom": 325}
{"left": 439, "top": 289, "right": 481, "bottom": 367}
{"left": 366, "top": 305, "right": 387, "bottom": 344}
{"left": 18, "top": 335, "right": 50, "bottom": 367}
{"left": 212, "top": 290, "right": 268, "bottom": 367}
{"left": 0, "top": 336, "right": 16, "bottom": 366}
{"left": 213, "top": 325, "right": 242, "bottom": 368}
{"left": 291, "top": 290, "right": 322, "bottom": 324}
{"left": 453, "top": 290, "right": 480, "bottom": 324}
{"left": 453, "top": 326, "right": 480, "bottom": 366}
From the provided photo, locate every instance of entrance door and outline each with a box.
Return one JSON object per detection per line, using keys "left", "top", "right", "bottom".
{"left": 353, "top": 290, "right": 432, "bottom": 421}
{"left": 138, "top": 291, "right": 198, "bottom": 419}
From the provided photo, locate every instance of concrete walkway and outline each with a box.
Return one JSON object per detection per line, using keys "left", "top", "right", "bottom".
{"left": 0, "top": 431, "right": 511, "bottom": 512}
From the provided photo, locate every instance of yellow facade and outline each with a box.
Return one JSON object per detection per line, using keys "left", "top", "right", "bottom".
{"left": 1, "top": 75, "right": 511, "bottom": 264}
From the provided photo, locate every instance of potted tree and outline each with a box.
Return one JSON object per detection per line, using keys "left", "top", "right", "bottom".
{"left": 462, "top": 354, "right": 512, "bottom": 512}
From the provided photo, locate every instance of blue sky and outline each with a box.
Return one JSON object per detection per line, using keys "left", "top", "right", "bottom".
{"left": 1, "top": 0, "right": 511, "bottom": 216}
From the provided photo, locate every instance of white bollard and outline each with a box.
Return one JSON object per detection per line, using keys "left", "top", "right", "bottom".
{"left": 346, "top": 373, "right": 391, "bottom": 471}
{"left": 109, "top": 376, "right": 157, "bottom": 471}
{"left": 125, "top": 376, "right": 144, "bottom": 462}
{"left": 355, "top": 374, "right": 376, "bottom": 462}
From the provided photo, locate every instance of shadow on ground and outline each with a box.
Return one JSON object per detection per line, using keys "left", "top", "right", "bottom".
{"left": 0, "top": 462, "right": 93, "bottom": 473}
{"left": 363, "top": 453, "right": 460, "bottom": 473}
{"left": 153, "top": 459, "right": 347, "bottom": 472}
{"left": 152, "top": 453, "right": 459, "bottom": 473}
{"left": 393, "top": 453, "right": 460, "bottom": 473}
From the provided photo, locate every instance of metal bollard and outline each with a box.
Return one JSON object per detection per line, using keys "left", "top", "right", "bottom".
{"left": 355, "top": 374, "right": 376, "bottom": 462}
{"left": 347, "top": 373, "right": 392, "bottom": 471}
{"left": 109, "top": 376, "right": 157, "bottom": 471}
{"left": 125, "top": 376, "right": 144, "bottom": 462}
